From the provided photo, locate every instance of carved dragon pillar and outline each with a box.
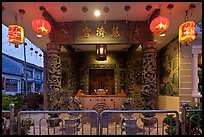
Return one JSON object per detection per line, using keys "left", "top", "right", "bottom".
{"left": 47, "top": 42, "right": 63, "bottom": 110}
{"left": 141, "top": 41, "right": 157, "bottom": 112}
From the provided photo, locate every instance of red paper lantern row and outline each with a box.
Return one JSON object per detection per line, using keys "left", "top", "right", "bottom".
{"left": 8, "top": 25, "right": 24, "bottom": 48}
{"left": 32, "top": 18, "right": 51, "bottom": 37}
{"left": 150, "top": 16, "right": 170, "bottom": 33}
{"left": 178, "top": 21, "right": 196, "bottom": 45}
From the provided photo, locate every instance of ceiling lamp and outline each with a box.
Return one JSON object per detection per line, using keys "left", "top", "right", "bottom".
{"left": 150, "top": 16, "right": 170, "bottom": 33}
{"left": 96, "top": 44, "right": 107, "bottom": 61}
{"left": 178, "top": 21, "right": 196, "bottom": 45}
{"left": 32, "top": 18, "right": 51, "bottom": 37}
{"left": 94, "top": 10, "right": 101, "bottom": 17}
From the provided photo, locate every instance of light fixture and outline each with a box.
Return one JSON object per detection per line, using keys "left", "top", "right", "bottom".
{"left": 178, "top": 8, "right": 196, "bottom": 45}
{"left": 96, "top": 44, "right": 107, "bottom": 61}
{"left": 178, "top": 21, "right": 196, "bottom": 45}
{"left": 94, "top": 9, "right": 101, "bottom": 17}
{"left": 8, "top": 14, "right": 24, "bottom": 48}
{"left": 160, "top": 33, "right": 166, "bottom": 37}
{"left": 32, "top": 5, "right": 51, "bottom": 37}
{"left": 150, "top": 16, "right": 170, "bottom": 34}
{"left": 32, "top": 18, "right": 51, "bottom": 37}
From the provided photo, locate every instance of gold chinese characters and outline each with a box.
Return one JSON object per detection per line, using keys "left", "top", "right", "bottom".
{"left": 82, "top": 26, "right": 120, "bottom": 38}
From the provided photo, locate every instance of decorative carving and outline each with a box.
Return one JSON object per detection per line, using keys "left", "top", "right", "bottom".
{"left": 141, "top": 41, "right": 157, "bottom": 113}
{"left": 82, "top": 26, "right": 91, "bottom": 38}
{"left": 88, "top": 64, "right": 117, "bottom": 68}
{"left": 132, "top": 23, "right": 143, "bottom": 41}
{"left": 61, "top": 71, "right": 68, "bottom": 88}
{"left": 61, "top": 23, "right": 69, "bottom": 38}
{"left": 96, "top": 26, "right": 106, "bottom": 38}
{"left": 121, "top": 98, "right": 136, "bottom": 110}
{"left": 61, "top": 49, "right": 78, "bottom": 97}
{"left": 67, "top": 96, "right": 83, "bottom": 110}
{"left": 47, "top": 43, "right": 63, "bottom": 110}
{"left": 111, "top": 26, "right": 120, "bottom": 38}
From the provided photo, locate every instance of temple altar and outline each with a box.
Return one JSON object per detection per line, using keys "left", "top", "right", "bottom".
{"left": 78, "top": 95, "right": 126, "bottom": 113}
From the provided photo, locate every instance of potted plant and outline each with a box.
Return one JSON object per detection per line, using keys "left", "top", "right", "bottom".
{"left": 185, "top": 103, "right": 202, "bottom": 135}
{"left": 2, "top": 118, "right": 34, "bottom": 135}
{"left": 163, "top": 114, "right": 181, "bottom": 135}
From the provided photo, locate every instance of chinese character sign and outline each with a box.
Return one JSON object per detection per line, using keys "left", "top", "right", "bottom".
{"left": 96, "top": 26, "right": 106, "bottom": 38}
{"left": 111, "top": 26, "right": 120, "bottom": 38}
{"left": 8, "top": 25, "right": 24, "bottom": 48}
{"left": 179, "top": 21, "right": 196, "bottom": 45}
{"left": 83, "top": 26, "right": 91, "bottom": 38}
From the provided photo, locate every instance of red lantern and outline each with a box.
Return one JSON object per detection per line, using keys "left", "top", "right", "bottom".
{"left": 178, "top": 21, "right": 196, "bottom": 45}
{"left": 32, "top": 18, "right": 51, "bottom": 37}
{"left": 8, "top": 25, "right": 24, "bottom": 48}
{"left": 150, "top": 16, "right": 170, "bottom": 33}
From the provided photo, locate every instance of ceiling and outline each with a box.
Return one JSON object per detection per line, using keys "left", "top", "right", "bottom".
{"left": 2, "top": 2, "right": 202, "bottom": 52}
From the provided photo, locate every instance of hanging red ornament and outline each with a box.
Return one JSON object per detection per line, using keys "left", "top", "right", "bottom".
{"left": 82, "top": 6, "right": 88, "bottom": 13}
{"left": 150, "top": 16, "right": 170, "bottom": 33}
{"left": 167, "top": 3, "right": 174, "bottom": 10}
{"left": 146, "top": 4, "right": 152, "bottom": 11}
{"left": 189, "top": 3, "right": 196, "bottom": 10}
{"left": 39, "top": 5, "right": 46, "bottom": 11}
{"left": 61, "top": 5, "right": 67, "bottom": 12}
{"left": 19, "top": 9, "right": 26, "bottom": 15}
{"left": 124, "top": 5, "right": 130, "bottom": 11}
{"left": 32, "top": 18, "right": 51, "bottom": 37}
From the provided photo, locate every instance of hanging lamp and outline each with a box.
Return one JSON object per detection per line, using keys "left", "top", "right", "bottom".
{"left": 150, "top": 16, "right": 170, "bottom": 33}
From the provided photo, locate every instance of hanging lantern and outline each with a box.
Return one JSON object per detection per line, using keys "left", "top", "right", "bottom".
{"left": 178, "top": 21, "right": 196, "bottom": 45}
{"left": 150, "top": 16, "right": 170, "bottom": 33}
{"left": 8, "top": 25, "right": 24, "bottom": 48}
{"left": 96, "top": 44, "right": 107, "bottom": 61}
{"left": 32, "top": 18, "right": 51, "bottom": 37}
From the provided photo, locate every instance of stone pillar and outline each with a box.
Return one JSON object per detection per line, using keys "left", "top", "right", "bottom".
{"left": 43, "top": 52, "right": 48, "bottom": 110}
{"left": 141, "top": 41, "right": 157, "bottom": 112}
{"left": 192, "top": 47, "right": 202, "bottom": 105}
{"left": 46, "top": 42, "right": 63, "bottom": 110}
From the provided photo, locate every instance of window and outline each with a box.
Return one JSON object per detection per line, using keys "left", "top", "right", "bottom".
{"left": 34, "top": 70, "right": 42, "bottom": 80}
{"left": 5, "top": 79, "right": 18, "bottom": 92}
{"left": 27, "top": 70, "right": 33, "bottom": 79}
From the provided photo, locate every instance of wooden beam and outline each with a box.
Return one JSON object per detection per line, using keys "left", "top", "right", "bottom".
{"left": 149, "top": 9, "right": 160, "bottom": 23}
{"left": 41, "top": 10, "right": 57, "bottom": 42}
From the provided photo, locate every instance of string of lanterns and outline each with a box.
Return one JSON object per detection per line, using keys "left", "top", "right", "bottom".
{"left": 5, "top": 6, "right": 44, "bottom": 59}
{"left": 7, "top": 3, "right": 198, "bottom": 48}
{"left": 146, "top": 2, "right": 197, "bottom": 46}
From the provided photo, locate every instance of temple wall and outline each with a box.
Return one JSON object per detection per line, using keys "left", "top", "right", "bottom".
{"left": 60, "top": 46, "right": 143, "bottom": 108}
{"left": 157, "top": 39, "right": 180, "bottom": 112}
